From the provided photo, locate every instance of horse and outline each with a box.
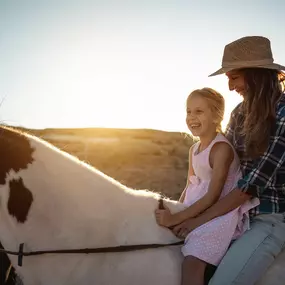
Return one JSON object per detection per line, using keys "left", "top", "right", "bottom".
{"left": 0, "top": 126, "right": 284, "bottom": 285}
{"left": 0, "top": 126, "right": 187, "bottom": 285}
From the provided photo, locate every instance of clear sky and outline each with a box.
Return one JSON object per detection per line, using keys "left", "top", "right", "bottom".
{"left": 1, "top": 0, "right": 284, "bottom": 132}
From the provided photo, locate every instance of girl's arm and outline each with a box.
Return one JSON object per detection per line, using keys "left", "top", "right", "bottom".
{"left": 167, "top": 141, "right": 234, "bottom": 227}
{"left": 178, "top": 145, "right": 195, "bottom": 203}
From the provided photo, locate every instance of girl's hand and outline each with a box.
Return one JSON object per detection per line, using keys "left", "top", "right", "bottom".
{"left": 172, "top": 218, "right": 198, "bottom": 239}
{"left": 155, "top": 205, "right": 175, "bottom": 228}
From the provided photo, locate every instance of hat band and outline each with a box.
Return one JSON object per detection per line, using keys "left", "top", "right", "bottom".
{"left": 222, "top": 58, "right": 274, "bottom": 68}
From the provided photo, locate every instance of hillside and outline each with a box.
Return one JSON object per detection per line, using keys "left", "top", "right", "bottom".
{"left": 20, "top": 127, "right": 194, "bottom": 200}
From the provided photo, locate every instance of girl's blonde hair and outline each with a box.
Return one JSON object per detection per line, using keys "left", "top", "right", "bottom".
{"left": 187, "top": 87, "right": 225, "bottom": 133}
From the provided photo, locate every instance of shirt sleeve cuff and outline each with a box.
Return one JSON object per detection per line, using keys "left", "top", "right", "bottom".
{"left": 237, "top": 178, "right": 263, "bottom": 198}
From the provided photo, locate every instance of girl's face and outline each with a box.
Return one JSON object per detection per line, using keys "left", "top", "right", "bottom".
{"left": 186, "top": 95, "right": 217, "bottom": 137}
{"left": 226, "top": 70, "right": 246, "bottom": 97}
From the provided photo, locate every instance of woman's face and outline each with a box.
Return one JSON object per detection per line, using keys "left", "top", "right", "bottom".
{"left": 226, "top": 70, "right": 246, "bottom": 97}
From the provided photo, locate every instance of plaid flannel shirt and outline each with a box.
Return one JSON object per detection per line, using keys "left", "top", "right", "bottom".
{"left": 225, "top": 94, "right": 285, "bottom": 216}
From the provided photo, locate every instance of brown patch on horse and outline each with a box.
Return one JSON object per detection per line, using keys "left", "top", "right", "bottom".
{"left": 0, "top": 127, "right": 34, "bottom": 185}
{"left": 8, "top": 178, "right": 33, "bottom": 223}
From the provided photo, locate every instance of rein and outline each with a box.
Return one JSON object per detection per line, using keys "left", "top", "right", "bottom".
{"left": 0, "top": 198, "right": 183, "bottom": 267}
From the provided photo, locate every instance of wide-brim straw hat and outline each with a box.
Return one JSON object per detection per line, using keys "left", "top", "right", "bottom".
{"left": 209, "top": 36, "right": 285, "bottom": 77}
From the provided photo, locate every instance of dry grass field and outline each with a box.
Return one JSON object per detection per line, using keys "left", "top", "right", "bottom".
{"left": 21, "top": 127, "right": 194, "bottom": 200}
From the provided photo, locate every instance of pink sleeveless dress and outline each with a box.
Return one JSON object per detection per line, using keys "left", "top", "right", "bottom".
{"left": 181, "top": 133, "right": 259, "bottom": 265}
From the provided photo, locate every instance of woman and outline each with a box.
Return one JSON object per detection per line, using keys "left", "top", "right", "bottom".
{"left": 173, "top": 36, "right": 285, "bottom": 285}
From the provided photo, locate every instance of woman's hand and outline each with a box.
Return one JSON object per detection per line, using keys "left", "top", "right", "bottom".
{"left": 172, "top": 218, "right": 199, "bottom": 239}
{"left": 155, "top": 205, "right": 175, "bottom": 228}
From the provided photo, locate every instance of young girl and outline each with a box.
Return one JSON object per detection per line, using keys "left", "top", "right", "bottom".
{"left": 155, "top": 87, "right": 259, "bottom": 285}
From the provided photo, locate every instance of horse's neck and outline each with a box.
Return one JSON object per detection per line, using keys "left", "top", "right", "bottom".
{"left": 3, "top": 138, "right": 180, "bottom": 253}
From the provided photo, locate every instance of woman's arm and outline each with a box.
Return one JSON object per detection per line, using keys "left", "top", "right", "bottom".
{"left": 165, "top": 141, "right": 235, "bottom": 227}
{"left": 196, "top": 188, "right": 250, "bottom": 224}
{"left": 173, "top": 188, "right": 251, "bottom": 238}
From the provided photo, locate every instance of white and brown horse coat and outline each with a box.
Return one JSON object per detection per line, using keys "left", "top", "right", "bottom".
{"left": 0, "top": 126, "right": 185, "bottom": 285}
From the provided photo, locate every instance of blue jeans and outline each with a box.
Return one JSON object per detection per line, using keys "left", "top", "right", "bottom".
{"left": 209, "top": 213, "right": 285, "bottom": 285}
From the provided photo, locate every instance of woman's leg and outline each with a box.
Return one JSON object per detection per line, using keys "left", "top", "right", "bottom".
{"left": 209, "top": 214, "right": 285, "bottom": 285}
{"left": 181, "top": 256, "right": 207, "bottom": 285}
{"left": 255, "top": 246, "right": 285, "bottom": 285}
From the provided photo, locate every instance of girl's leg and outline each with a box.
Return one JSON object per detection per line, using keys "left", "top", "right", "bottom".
{"left": 209, "top": 214, "right": 285, "bottom": 285}
{"left": 181, "top": 255, "right": 207, "bottom": 285}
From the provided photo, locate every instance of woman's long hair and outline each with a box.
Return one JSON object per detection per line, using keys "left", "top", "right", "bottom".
{"left": 241, "top": 68, "right": 285, "bottom": 158}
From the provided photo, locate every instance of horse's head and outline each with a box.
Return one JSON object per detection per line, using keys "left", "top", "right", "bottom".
{"left": 0, "top": 126, "right": 34, "bottom": 224}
